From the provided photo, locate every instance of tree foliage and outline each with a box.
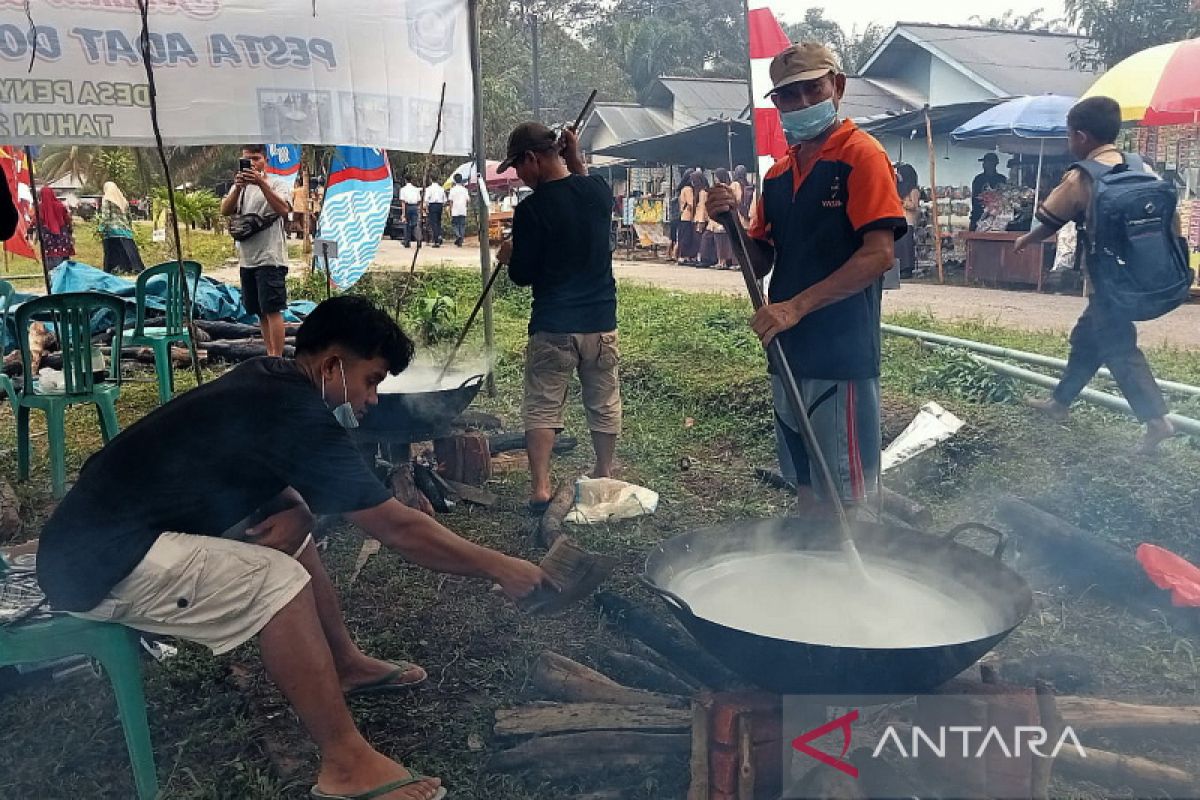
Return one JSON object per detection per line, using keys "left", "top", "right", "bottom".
{"left": 968, "top": 8, "right": 1070, "bottom": 31}
{"left": 1064, "top": 0, "right": 1198, "bottom": 68}
{"left": 782, "top": 9, "right": 886, "bottom": 74}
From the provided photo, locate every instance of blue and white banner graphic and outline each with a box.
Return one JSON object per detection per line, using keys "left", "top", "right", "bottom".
{"left": 314, "top": 146, "right": 392, "bottom": 290}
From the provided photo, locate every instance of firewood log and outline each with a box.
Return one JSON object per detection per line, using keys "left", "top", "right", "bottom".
{"left": 1055, "top": 745, "right": 1197, "bottom": 796}
{"left": 488, "top": 730, "right": 690, "bottom": 771}
{"left": 493, "top": 702, "right": 691, "bottom": 738}
{"left": 531, "top": 651, "right": 685, "bottom": 708}
{"left": 996, "top": 496, "right": 1199, "bottom": 636}
{"left": 596, "top": 591, "right": 740, "bottom": 691}
{"left": 536, "top": 480, "right": 578, "bottom": 548}
{"left": 600, "top": 651, "right": 697, "bottom": 697}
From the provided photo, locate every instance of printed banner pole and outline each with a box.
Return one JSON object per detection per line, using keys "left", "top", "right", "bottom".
{"left": 24, "top": 148, "right": 52, "bottom": 294}
{"left": 468, "top": 0, "right": 496, "bottom": 396}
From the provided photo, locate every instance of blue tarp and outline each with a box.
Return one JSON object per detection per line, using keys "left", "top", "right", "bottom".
{"left": 2, "top": 260, "right": 316, "bottom": 352}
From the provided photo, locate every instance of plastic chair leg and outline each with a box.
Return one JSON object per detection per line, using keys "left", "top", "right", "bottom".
{"left": 45, "top": 404, "right": 67, "bottom": 499}
{"left": 94, "top": 631, "right": 159, "bottom": 800}
{"left": 151, "top": 340, "right": 172, "bottom": 405}
{"left": 97, "top": 397, "right": 120, "bottom": 443}
{"left": 16, "top": 403, "right": 31, "bottom": 481}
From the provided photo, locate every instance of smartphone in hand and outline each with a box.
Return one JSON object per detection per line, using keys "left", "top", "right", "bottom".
{"left": 239, "top": 158, "right": 252, "bottom": 172}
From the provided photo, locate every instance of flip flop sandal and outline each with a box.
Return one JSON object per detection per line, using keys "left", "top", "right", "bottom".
{"left": 344, "top": 662, "right": 427, "bottom": 696}
{"left": 527, "top": 500, "right": 551, "bottom": 516}
{"left": 311, "top": 774, "right": 446, "bottom": 800}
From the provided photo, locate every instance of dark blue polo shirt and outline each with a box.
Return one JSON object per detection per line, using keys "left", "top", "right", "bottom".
{"left": 749, "top": 119, "right": 906, "bottom": 380}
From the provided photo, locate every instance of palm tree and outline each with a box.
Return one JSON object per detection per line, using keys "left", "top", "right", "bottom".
{"left": 37, "top": 145, "right": 102, "bottom": 186}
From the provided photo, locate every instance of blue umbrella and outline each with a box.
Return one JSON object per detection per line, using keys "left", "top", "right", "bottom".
{"left": 952, "top": 94, "right": 1078, "bottom": 202}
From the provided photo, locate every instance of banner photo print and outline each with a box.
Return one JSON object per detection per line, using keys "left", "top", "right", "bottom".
{"left": 0, "top": 0, "right": 472, "bottom": 153}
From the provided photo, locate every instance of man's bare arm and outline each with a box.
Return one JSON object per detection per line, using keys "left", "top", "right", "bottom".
{"left": 346, "top": 498, "right": 546, "bottom": 598}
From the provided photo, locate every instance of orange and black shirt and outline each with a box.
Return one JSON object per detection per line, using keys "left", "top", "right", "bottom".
{"left": 749, "top": 119, "right": 906, "bottom": 380}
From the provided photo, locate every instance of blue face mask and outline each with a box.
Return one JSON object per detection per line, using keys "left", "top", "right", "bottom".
{"left": 323, "top": 359, "right": 359, "bottom": 430}
{"left": 779, "top": 99, "right": 838, "bottom": 144}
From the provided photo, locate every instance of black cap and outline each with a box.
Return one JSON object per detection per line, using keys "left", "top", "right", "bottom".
{"left": 979, "top": 153, "right": 1000, "bottom": 164}
{"left": 499, "top": 122, "right": 558, "bottom": 172}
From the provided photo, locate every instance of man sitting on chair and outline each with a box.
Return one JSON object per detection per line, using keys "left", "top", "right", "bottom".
{"left": 37, "top": 295, "right": 548, "bottom": 800}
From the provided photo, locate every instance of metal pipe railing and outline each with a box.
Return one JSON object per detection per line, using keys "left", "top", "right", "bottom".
{"left": 883, "top": 323, "right": 1200, "bottom": 398}
{"left": 969, "top": 353, "right": 1200, "bottom": 438}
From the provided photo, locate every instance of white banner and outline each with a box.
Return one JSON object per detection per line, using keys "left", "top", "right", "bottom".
{"left": 0, "top": 0, "right": 473, "bottom": 153}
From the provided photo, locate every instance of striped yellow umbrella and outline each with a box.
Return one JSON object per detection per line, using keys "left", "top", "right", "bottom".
{"left": 1083, "top": 37, "right": 1200, "bottom": 125}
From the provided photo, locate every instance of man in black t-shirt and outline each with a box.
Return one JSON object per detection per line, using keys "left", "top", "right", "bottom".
{"left": 969, "top": 152, "right": 1008, "bottom": 231}
{"left": 36, "top": 296, "right": 547, "bottom": 800}
{"left": 496, "top": 122, "right": 621, "bottom": 513}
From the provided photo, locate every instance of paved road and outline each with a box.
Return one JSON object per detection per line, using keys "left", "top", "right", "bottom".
{"left": 366, "top": 239, "right": 1200, "bottom": 350}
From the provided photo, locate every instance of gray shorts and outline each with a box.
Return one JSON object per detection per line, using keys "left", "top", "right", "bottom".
{"left": 771, "top": 375, "right": 881, "bottom": 506}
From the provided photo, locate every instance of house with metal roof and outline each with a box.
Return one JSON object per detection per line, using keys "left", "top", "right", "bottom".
{"left": 580, "top": 77, "right": 750, "bottom": 165}
{"left": 852, "top": 23, "right": 1102, "bottom": 186}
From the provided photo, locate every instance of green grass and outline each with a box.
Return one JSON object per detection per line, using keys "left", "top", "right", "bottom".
{"left": 1, "top": 270, "right": 1198, "bottom": 798}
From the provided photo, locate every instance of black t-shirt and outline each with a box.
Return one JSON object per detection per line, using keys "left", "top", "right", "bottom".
{"left": 970, "top": 172, "right": 1008, "bottom": 224}
{"left": 36, "top": 358, "right": 392, "bottom": 611}
{"left": 506, "top": 174, "right": 618, "bottom": 335}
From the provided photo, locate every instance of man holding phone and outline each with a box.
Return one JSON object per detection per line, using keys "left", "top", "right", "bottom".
{"left": 221, "top": 145, "right": 293, "bottom": 357}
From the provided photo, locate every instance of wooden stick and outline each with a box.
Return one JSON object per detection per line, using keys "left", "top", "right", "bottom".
{"left": 494, "top": 702, "right": 691, "bottom": 738}
{"left": 488, "top": 730, "right": 689, "bottom": 771}
{"left": 596, "top": 591, "right": 740, "bottom": 691}
{"left": 393, "top": 82, "right": 447, "bottom": 318}
{"left": 531, "top": 651, "right": 685, "bottom": 708}
{"left": 996, "top": 496, "right": 1199, "bottom": 635}
{"left": 1055, "top": 696, "right": 1200, "bottom": 733}
{"left": 880, "top": 486, "right": 933, "bottom": 528}
{"left": 736, "top": 714, "right": 754, "bottom": 800}
{"left": 688, "top": 694, "right": 712, "bottom": 800}
{"left": 600, "top": 651, "right": 697, "bottom": 697}
{"left": 1031, "top": 680, "right": 1061, "bottom": 800}
{"left": 924, "top": 106, "right": 944, "bottom": 283}
{"left": 536, "top": 480, "right": 578, "bottom": 548}
{"left": 1055, "top": 745, "right": 1197, "bottom": 796}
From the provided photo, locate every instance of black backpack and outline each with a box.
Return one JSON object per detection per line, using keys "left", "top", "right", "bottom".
{"left": 1075, "top": 154, "right": 1194, "bottom": 321}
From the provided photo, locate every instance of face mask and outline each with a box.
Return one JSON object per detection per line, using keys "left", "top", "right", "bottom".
{"left": 780, "top": 98, "right": 838, "bottom": 144}
{"left": 322, "top": 358, "right": 359, "bottom": 430}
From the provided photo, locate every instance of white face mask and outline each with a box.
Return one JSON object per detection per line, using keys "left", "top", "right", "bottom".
{"left": 322, "top": 358, "right": 359, "bottom": 429}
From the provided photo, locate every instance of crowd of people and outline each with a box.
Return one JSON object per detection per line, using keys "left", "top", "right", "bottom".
{"left": 671, "top": 165, "right": 755, "bottom": 268}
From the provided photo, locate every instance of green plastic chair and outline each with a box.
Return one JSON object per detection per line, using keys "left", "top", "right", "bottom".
{"left": 15, "top": 292, "right": 125, "bottom": 498}
{"left": 129, "top": 261, "right": 201, "bottom": 405}
{"left": 0, "top": 279, "right": 15, "bottom": 417}
{"left": 0, "top": 555, "right": 158, "bottom": 799}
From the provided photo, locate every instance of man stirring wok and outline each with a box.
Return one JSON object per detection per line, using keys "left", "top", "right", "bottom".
{"left": 705, "top": 42, "right": 906, "bottom": 518}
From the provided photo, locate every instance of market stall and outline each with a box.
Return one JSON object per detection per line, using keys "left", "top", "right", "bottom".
{"left": 951, "top": 95, "right": 1076, "bottom": 289}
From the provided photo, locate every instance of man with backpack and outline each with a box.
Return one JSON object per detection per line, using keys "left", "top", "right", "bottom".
{"left": 1015, "top": 96, "right": 1192, "bottom": 454}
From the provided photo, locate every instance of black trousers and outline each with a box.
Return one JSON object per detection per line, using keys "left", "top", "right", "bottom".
{"left": 403, "top": 204, "right": 420, "bottom": 246}
{"left": 1054, "top": 297, "right": 1168, "bottom": 421}
{"left": 427, "top": 202, "right": 444, "bottom": 244}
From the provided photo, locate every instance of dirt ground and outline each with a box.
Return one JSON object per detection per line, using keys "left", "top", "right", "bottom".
{"left": 248, "top": 239, "right": 1199, "bottom": 350}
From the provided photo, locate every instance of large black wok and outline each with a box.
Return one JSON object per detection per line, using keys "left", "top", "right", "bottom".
{"left": 642, "top": 519, "right": 1032, "bottom": 695}
{"left": 359, "top": 374, "right": 484, "bottom": 440}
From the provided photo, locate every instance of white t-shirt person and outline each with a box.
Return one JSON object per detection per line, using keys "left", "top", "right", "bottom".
{"left": 424, "top": 182, "right": 447, "bottom": 205}
{"left": 399, "top": 182, "right": 421, "bottom": 206}
{"left": 449, "top": 183, "right": 470, "bottom": 218}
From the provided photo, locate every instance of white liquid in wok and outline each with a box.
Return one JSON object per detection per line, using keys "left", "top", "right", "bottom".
{"left": 669, "top": 552, "right": 1005, "bottom": 649}
{"left": 377, "top": 364, "right": 484, "bottom": 394}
